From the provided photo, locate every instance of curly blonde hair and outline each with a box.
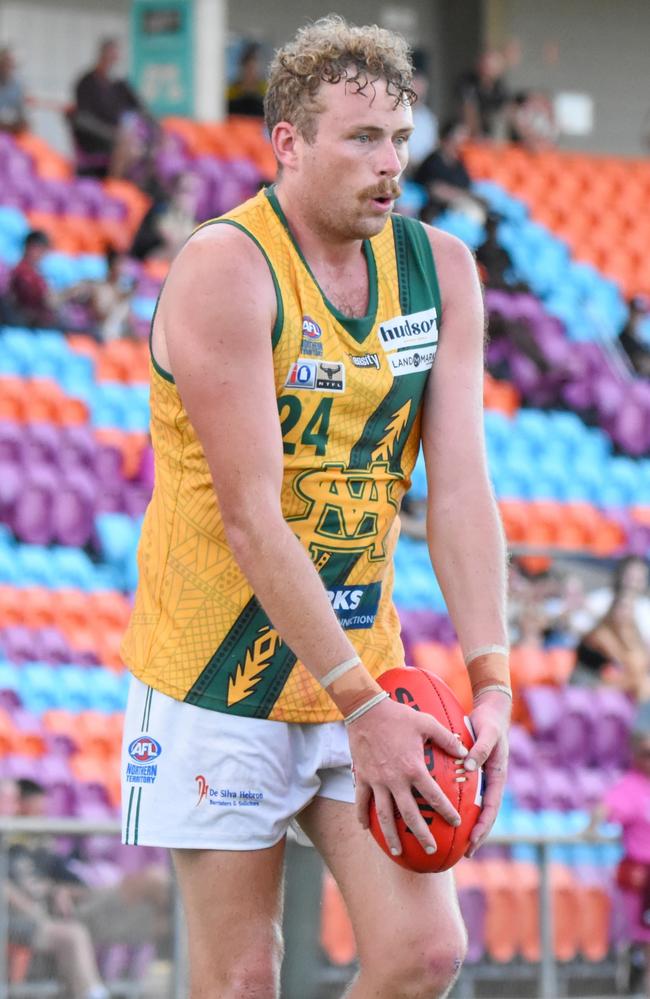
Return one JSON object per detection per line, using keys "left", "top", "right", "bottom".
{"left": 264, "top": 15, "right": 416, "bottom": 142}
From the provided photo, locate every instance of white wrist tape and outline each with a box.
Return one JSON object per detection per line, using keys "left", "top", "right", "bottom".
{"left": 474, "top": 683, "right": 512, "bottom": 700}
{"left": 319, "top": 656, "right": 361, "bottom": 689}
{"left": 344, "top": 691, "right": 390, "bottom": 726}
{"left": 464, "top": 644, "right": 509, "bottom": 666}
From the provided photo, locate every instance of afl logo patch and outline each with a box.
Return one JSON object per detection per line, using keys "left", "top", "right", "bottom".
{"left": 128, "top": 736, "right": 162, "bottom": 763}
{"left": 302, "top": 316, "right": 322, "bottom": 339}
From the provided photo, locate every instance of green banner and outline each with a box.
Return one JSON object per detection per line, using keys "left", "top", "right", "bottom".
{"left": 130, "top": 0, "right": 194, "bottom": 117}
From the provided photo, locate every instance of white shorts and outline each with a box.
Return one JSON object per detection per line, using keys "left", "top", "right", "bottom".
{"left": 121, "top": 675, "right": 355, "bottom": 850}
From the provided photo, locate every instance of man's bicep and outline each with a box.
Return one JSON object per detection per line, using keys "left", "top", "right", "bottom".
{"left": 421, "top": 229, "right": 487, "bottom": 492}
{"left": 163, "top": 229, "right": 284, "bottom": 516}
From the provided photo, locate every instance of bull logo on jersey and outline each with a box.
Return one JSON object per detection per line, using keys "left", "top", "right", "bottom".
{"left": 288, "top": 461, "right": 399, "bottom": 561}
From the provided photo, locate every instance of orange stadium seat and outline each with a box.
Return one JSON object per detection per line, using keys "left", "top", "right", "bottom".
{"left": 14, "top": 132, "right": 72, "bottom": 180}
{"left": 576, "top": 880, "right": 612, "bottom": 962}
{"left": 411, "top": 641, "right": 473, "bottom": 712}
{"left": 320, "top": 871, "right": 356, "bottom": 966}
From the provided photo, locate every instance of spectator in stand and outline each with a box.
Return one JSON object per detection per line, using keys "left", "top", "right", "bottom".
{"left": 619, "top": 296, "right": 650, "bottom": 378}
{"left": 87, "top": 249, "right": 135, "bottom": 342}
{"left": 476, "top": 212, "right": 515, "bottom": 288}
{"left": 507, "top": 89, "right": 557, "bottom": 151}
{"left": 1, "top": 778, "right": 111, "bottom": 999}
{"left": 227, "top": 41, "right": 266, "bottom": 119}
{"left": 585, "top": 704, "right": 650, "bottom": 996}
{"left": 571, "top": 585, "right": 650, "bottom": 701}
{"left": 5, "top": 230, "right": 56, "bottom": 327}
{"left": 415, "top": 119, "right": 487, "bottom": 224}
{"left": 131, "top": 171, "right": 200, "bottom": 262}
{"left": 564, "top": 556, "right": 650, "bottom": 647}
{"left": 0, "top": 45, "right": 26, "bottom": 133}
{"left": 456, "top": 49, "right": 510, "bottom": 139}
{"left": 13, "top": 778, "right": 172, "bottom": 966}
{"left": 405, "top": 49, "right": 438, "bottom": 176}
{"left": 71, "top": 37, "right": 154, "bottom": 180}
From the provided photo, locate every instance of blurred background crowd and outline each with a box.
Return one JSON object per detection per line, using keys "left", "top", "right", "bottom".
{"left": 0, "top": 1, "right": 648, "bottom": 996}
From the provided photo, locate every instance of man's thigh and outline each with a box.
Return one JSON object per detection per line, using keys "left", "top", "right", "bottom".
{"left": 172, "top": 841, "right": 286, "bottom": 983}
{"left": 297, "top": 795, "right": 465, "bottom": 963}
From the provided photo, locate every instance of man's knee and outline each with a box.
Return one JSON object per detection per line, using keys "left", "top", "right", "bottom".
{"left": 191, "top": 923, "right": 283, "bottom": 999}
{"left": 362, "top": 919, "right": 467, "bottom": 999}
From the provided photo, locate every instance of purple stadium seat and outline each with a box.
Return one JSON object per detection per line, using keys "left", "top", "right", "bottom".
{"left": 508, "top": 724, "right": 536, "bottom": 770}
{"left": 59, "top": 426, "right": 97, "bottom": 472}
{"left": 0, "top": 626, "right": 41, "bottom": 664}
{"left": 590, "top": 687, "right": 634, "bottom": 768}
{"left": 37, "top": 627, "right": 74, "bottom": 665}
{"left": 13, "top": 467, "right": 57, "bottom": 545}
{"left": 53, "top": 484, "right": 95, "bottom": 547}
{"left": 541, "top": 766, "right": 576, "bottom": 811}
{"left": 22, "top": 423, "right": 61, "bottom": 466}
{"left": 457, "top": 885, "right": 486, "bottom": 964}
{"left": 521, "top": 686, "right": 563, "bottom": 743}
{"left": 557, "top": 687, "right": 597, "bottom": 766}
{"left": 508, "top": 765, "right": 545, "bottom": 810}
{"left": 0, "top": 423, "right": 23, "bottom": 462}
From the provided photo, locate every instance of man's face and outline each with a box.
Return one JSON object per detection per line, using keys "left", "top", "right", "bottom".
{"left": 287, "top": 76, "right": 413, "bottom": 242}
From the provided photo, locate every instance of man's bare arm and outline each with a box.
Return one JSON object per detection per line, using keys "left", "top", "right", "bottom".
{"left": 421, "top": 228, "right": 510, "bottom": 853}
{"left": 421, "top": 228, "right": 508, "bottom": 657}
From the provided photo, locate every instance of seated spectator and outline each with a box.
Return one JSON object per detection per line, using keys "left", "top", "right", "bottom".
{"left": 405, "top": 49, "right": 438, "bottom": 176}
{"left": 619, "top": 296, "right": 650, "bottom": 378}
{"left": 572, "top": 586, "right": 650, "bottom": 701}
{"left": 585, "top": 703, "right": 650, "bottom": 995}
{"left": 1, "top": 778, "right": 110, "bottom": 999}
{"left": 88, "top": 249, "right": 135, "bottom": 342}
{"left": 14, "top": 779, "right": 172, "bottom": 964}
{"left": 415, "top": 120, "right": 487, "bottom": 224}
{"left": 567, "top": 556, "right": 650, "bottom": 646}
{"left": 70, "top": 37, "right": 155, "bottom": 180}
{"left": 227, "top": 41, "right": 267, "bottom": 118}
{"left": 456, "top": 49, "right": 510, "bottom": 139}
{"left": 476, "top": 212, "right": 516, "bottom": 289}
{"left": 131, "top": 171, "right": 200, "bottom": 261}
{"left": 0, "top": 45, "right": 26, "bottom": 133}
{"left": 507, "top": 90, "right": 557, "bottom": 151}
{"left": 5, "top": 230, "right": 56, "bottom": 327}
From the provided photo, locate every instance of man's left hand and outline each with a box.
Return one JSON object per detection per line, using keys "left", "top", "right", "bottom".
{"left": 462, "top": 689, "right": 511, "bottom": 857}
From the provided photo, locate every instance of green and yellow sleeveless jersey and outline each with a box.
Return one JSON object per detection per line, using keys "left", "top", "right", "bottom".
{"left": 121, "top": 187, "right": 442, "bottom": 722}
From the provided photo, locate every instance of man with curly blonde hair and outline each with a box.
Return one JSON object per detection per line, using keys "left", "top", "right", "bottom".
{"left": 121, "top": 14, "right": 510, "bottom": 998}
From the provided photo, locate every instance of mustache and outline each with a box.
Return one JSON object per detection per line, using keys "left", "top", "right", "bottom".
{"left": 360, "top": 182, "right": 402, "bottom": 201}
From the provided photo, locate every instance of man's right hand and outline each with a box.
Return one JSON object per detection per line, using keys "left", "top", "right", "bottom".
{"left": 347, "top": 697, "right": 468, "bottom": 856}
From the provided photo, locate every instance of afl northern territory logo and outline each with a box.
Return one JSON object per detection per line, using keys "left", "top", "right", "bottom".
{"left": 128, "top": 736, "right": 162, "bottom": 763}
{"left": 302, "top": 316, "right": 322, "bottom": 339}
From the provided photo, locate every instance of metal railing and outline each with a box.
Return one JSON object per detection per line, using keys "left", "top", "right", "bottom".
{"left": 0, "top": 819, "right": 620, "bottom": 999}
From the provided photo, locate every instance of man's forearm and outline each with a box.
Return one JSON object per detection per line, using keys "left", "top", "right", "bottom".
{"left": 225, "top": 510, "right": 372, "bottom": 695}
{"left": 427, "top": 482, "right": 508, "bottom": 657}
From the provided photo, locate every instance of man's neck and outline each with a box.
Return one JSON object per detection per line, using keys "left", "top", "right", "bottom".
{"left": 274, "top": 182, "right": 365, "bottom": 272}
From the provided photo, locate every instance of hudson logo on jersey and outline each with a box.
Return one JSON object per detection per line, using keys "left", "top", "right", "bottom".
{"left": 285, "top": 359, "right": 345, "bottom": 392}
{"left": 377, "top": 308, "right": 439, "bottom": 376}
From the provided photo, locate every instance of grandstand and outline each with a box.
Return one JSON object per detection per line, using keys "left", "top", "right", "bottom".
{"left": 0, "top": 6, "right": 648, "bottom": 999}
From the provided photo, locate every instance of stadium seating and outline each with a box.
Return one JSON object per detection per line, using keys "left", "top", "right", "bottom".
{"left": 0, "top": 122, "right": 646, "bottom": 985}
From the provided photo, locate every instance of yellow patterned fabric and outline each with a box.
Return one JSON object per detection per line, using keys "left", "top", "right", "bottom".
{"left": 122, "top": 187, "right": 441, "bottom": 722}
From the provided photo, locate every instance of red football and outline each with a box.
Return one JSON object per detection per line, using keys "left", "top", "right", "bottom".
{"left": 368, "top": 667, "right": 483, "bottom": 873}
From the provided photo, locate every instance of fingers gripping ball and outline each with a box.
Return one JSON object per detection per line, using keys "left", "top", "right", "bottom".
{"left": 368, "top": 667, "right": 484, "bottom": 873}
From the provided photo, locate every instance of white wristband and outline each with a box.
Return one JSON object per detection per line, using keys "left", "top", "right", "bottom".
{"left": 464, "top": 644, "right": 509, "bottom": 666}
{"left": 474, "top": 684, "right": 512, "bottom": 700}
{"left": 343, "top": 691, "right": 390, "bottom": 726}
{"left": 319, "top": 656, "right": 361, "bottom": 689}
